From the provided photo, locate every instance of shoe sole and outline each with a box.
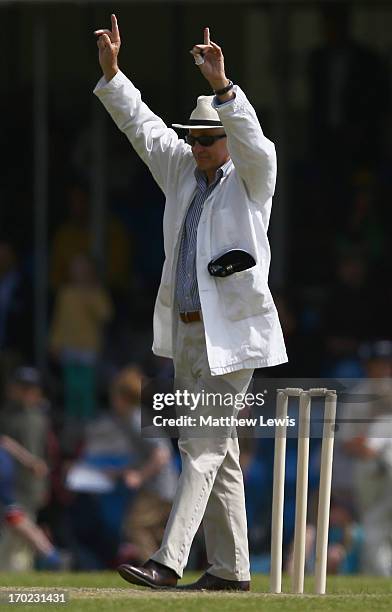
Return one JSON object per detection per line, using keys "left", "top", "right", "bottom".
{"left": 117, "top": 566, "right": 175, "bottom": 590}
{"left": 177, "top": 586, "right": 250, "bottom": 592}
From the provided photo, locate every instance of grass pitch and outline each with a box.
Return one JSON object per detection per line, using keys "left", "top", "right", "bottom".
{"left": 0, "top": 572, "right": 390, "bottom": 611}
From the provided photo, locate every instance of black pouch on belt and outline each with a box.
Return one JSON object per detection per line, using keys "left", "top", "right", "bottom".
{"left": 208, "top": 249, "right": 256, "bottom": 277}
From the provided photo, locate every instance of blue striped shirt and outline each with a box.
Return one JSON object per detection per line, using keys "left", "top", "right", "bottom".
{"left": 175, "top": 160, "right": 232, "bottom": 312}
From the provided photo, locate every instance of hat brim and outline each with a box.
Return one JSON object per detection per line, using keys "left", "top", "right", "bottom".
{"left": 172, "top": 122, "right": 223, "bottom": 130}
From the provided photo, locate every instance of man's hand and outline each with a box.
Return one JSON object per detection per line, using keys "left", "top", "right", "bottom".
{"left": 190, "top": 28, "right": 232, "bottom": 97}
{"left": 94, "top": 14, "right": 121, "bottom": 82}
{"left": 31, "top": 458, "right": 49, "bottom": 479}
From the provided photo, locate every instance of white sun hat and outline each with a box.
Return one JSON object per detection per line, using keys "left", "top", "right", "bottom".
{"left": 172, "top": 95, "right": 223, "bottom": 129}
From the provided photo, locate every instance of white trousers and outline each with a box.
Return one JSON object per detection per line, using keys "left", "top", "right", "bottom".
{"left": 151, "top": 319, "right": 253, "bottom": 580}
{"left": 360, "top": 496, "right": 392, "bottom": 576}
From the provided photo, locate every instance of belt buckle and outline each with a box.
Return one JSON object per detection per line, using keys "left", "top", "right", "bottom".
{"left": 180, "top": 310, "right": 199, "bottom": 323}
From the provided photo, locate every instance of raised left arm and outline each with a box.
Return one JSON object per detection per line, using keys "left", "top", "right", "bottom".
{"left": 192, "top": 27, "right": 277, "bottom": 204}
{"left": 213, "top": 88, "right": 277, "bottom": 203}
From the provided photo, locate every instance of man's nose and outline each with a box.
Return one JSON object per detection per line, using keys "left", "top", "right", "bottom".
{"left": 193, "top": 142, "right": 205, "bottom": 153}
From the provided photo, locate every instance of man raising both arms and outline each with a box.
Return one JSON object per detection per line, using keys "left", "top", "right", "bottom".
{"left": 94, "top": 15, "right": 287, "bottom": 591}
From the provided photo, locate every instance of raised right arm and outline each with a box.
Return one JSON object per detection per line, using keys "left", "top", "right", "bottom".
{"left": 94, "top": 14, "right": 190, "bottom": 193}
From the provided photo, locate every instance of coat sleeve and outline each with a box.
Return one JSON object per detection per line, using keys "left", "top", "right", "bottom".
{"left": 212, "top": 86, "right": 277, "bottom": 204}
{"left": 93, "top": 71, "right": 191, "bottom": 194}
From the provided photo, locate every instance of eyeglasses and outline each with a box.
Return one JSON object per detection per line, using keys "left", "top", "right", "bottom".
{"left": 186, "top": 134, "right": 227, "bottom": 147}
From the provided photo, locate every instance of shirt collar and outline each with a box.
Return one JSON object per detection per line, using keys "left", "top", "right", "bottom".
{"left": 220, "top": 158, "right": 233, "bottom": 176}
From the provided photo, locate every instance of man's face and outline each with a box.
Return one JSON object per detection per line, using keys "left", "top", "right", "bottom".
{"left": 8, "top": 383, "right": 43, "bottom": 408}
{"left": 189, "top": 128, "right": 230, "bottom": 173}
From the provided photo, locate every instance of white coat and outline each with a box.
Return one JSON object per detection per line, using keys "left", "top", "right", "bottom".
{"left": 94, "top": 71, "right": 288, "bottom": 375}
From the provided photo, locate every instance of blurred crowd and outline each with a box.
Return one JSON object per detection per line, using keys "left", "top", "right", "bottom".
{"left": 0, "top": 4, "right": 391, "bottom": 576}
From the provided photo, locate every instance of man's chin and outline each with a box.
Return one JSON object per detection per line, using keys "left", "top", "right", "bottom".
{"left": 196, "top": 159, "right": 211, "bottom": 169}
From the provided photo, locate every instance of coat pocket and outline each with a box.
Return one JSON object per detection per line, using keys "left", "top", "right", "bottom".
{"left": 216, "top": 268, "right": 272, "bottom": 321}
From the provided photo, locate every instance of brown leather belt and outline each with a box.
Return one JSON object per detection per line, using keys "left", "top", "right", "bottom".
{"left": 179, "top": 310, "right": 202, "bottom": 324}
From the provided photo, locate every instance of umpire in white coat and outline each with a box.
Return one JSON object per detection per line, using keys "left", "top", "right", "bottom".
{"left": 94, "top": 16, "right": 287, "bottom": 591}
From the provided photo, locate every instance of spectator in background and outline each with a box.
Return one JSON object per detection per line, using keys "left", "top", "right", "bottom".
{"left": 336, "top": 341, "right": 392, "bottom": 575}
{"left": 50, "top": 253, "right": 113, "bottom": 420}
{"left": 50, "top": 183, "right": 131, "bottom": 298}
{"left": 0, "top": 367, "right": 51, "bottom": 569}
{"left": 0, "top": 240, "right": 33, "bottom": 394}
{"left": 111, "top": 366, "right": 178, "bottom": 564}
{"left": 309, "top": 3, "right": 390, "bottom": 167}
{"left": 64, "top": 365, "right": 177, "bottom": 569}
{"left": 0, "top": 434, "right": 62, "bottom": 570}
{"left": 64, "top": 400, "right": 134, "bottom": 569}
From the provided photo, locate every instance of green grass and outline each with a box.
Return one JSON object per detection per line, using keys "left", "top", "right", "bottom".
{"left": 0, "top": 572, "right": 391, "bottom": 611}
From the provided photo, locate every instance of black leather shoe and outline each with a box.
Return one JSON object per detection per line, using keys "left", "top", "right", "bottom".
{"left": 177, "top": 572, "right": 250, "bottom": 591}
{"left": 117, "top": 559, "right": 179, "bottom": 589}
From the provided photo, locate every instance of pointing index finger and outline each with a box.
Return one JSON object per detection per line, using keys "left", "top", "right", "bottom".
{"left": 204, "top": 27, "right": 210, "bottom": 46}
{"left": 111, "top": 13, "right": 120, "bottom": 41}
